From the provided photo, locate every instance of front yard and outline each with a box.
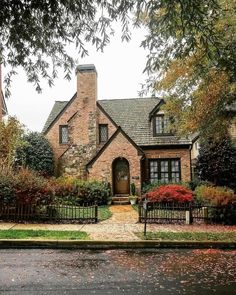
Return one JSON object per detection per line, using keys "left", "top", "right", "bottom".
{"left": 0, "top": 229, "right": 89, "bottom": 240}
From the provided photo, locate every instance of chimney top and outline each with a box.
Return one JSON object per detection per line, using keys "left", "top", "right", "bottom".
{"left": 76, "top": 64, "right": 97, "bottom": 74}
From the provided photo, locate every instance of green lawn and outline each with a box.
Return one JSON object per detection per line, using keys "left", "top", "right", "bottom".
{"left": 0, "top": 230, "right": 89, "bottom": 240}
{"left": 136, "top": 231, "right": 236, "bottom": 242}
{"left": 47, "top": 205, "right": 112, "bottom": 221}
{"left": 98, "top": 205, "right": 112, "bottom": 221}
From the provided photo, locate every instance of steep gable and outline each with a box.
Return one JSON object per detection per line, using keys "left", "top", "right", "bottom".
{"left": 42, "top": 95, "right": 76, "bottom": 134}
{"left": 98, "top": 98, "right": 191, "bottom": 146}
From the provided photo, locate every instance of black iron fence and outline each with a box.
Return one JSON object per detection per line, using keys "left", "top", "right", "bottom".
{"left": 0, "top": 202, "right": 98, "bottom": 223}
{"left": 139, "top": 201, "right": 236, "bottom": 225}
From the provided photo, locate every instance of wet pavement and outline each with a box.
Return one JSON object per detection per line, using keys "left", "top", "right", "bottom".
{"left": 0, "top": 249, "right": 235, "bottom": 294}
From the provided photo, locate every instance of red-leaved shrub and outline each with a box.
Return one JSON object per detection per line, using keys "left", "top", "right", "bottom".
{"left": 144, "top": 184, "right": 193, "bottom": 203}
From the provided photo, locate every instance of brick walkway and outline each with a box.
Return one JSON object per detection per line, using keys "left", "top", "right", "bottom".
{"left": 1, "top": 205, "right": 236, "bottom": 241}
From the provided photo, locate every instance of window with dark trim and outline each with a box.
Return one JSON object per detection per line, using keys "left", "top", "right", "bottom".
{"left": 149, "top": 159, "right": 181, "bottom": 183}
{"left": 99, "top": 124, "right": 108, "bottom": 143}
{"left": 153, "top": 115, "right": 171, "bottom": 136}
{"left": 59, "top": 125, "right": 69, "bottom": 144}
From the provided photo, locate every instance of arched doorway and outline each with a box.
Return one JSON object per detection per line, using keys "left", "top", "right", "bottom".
{"left": 112, "top": 158, "right": 130, "bottom": 195}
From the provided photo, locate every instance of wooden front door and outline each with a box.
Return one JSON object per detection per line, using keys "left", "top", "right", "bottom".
{"left": 113, "top": 158, "right": 130, "bottom": 195}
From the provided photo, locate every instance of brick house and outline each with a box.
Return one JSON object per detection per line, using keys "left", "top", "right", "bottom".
{"left": 43, "top": 64, "right": 192, "bottom": 196}
{"left": 0, "top": 65, "right": 7, "bottom": 120}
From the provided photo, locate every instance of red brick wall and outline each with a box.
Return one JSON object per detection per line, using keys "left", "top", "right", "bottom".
{"left": 142, "top": 148, "right": 191, "bottom": 182}
{"left": 88, "top": 131, "right": 143, "bottom": 195}
{"left": 45, "top": 67, "right": 98, "bottom": 176}
{"left": 96, "top": 106, "right": 117, "bottom": 150}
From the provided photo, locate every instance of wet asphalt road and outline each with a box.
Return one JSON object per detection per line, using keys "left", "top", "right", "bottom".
{"left": 0, "top": 248, "right": 235, "bottom": 295}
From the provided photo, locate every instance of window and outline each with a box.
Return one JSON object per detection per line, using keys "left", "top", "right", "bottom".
{"left": 59, "top": 125, "right": 69, "bottom": 144}
{"left": 99, "top": 124, "right": 108, "bottom": 143}
{"left": 153, "top": 115, "right": 171, "bottom": 135}
{"left": 149, "top": 159, "right": 181, "bottom": 183}
{"left": 195, "top": 141, "right": 200, "bottom": 150}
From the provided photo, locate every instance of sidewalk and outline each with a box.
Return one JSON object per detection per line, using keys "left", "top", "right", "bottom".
{"left": 1, "top": 205, "right": 236, "bottom": 241}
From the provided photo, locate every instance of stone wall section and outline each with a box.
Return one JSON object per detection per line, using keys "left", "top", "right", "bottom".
{"left": 45, "top": 66, "right": 98, "bottom": 177}
{"left": 88, "top": 131, "right": 143, "bottom": 195}
{"left": 59, "top": 68, "right": 98, "bottom": 178}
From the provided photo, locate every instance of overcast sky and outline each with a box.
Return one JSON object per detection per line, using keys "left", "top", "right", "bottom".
{"left": 5, "top": 26, "right": 149, "bottom": 132}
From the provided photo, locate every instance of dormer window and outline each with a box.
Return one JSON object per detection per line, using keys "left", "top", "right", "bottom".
{"left": 99, "top": 124, "right": 108, "bottom": 143}
{"left": 153, "top": 115, "right": 171, "bottom": 136}
{"left": 59, "top": 125, "right": 69, "bottom": 144}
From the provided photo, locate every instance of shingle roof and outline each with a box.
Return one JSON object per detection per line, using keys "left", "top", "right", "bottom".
{"left": 98, "top": 98, "right": 191, "bottom": 146}
{"left": 42, "top": 101, "right": 68, "bottom": 134}
{"left": 43, "top": 97, "right": 191, "bottom": 145}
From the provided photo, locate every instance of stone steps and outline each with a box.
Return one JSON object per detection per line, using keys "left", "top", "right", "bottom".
{"left": 112, "top": 196, "right": 130, "bottom": 205}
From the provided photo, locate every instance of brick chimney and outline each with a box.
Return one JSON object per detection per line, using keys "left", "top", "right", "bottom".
{"left": 60, "top": 64, "right": 98, "bottom": 178}
{"left": 75, "top": 64, "right": 97, "bottom": 146}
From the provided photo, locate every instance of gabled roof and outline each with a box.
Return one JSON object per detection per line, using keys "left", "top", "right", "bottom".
{"left": 43, "top": 96, "right": 191, "bottom": 146}
{"left": 98, "top": 98, "right": 191, "bottom": 146}
{"left": 42, "top": 93, "right": 77, "bottom": 134}
{"left": 87, "top": 126, "right": 144, "bottom": 168}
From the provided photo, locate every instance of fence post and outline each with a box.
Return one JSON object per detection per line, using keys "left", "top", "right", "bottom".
{"left": 202, "top": 207, "right": 208, "bottom": 224}
{"left": 185, "top": 203, "right": 193, "bottom": 225}
{"left": 95, "top": 202, "right": 98, "bottom": 223}
{"left": 143, "top": 199, "right": 148, "bottom": 237}
{"left": 138, "top": 203, "right": 141, "bottom": 223}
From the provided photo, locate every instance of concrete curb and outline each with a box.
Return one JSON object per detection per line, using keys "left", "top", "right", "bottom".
{"left": 0, "top": 239, "right": 236, "bottom": 249}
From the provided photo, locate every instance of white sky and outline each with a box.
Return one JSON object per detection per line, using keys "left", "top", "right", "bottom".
{"left": 5, "top": 27, "right": 149, "bottom": 132}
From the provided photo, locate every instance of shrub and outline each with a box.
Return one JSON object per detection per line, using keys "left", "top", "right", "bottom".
{"left": 130, "top": 183, "right": 136, "bottom": 196}
{"left": 142, "top": 182, "right": 160, "bottom": 194}
{"left": 195, "top": 185, "right": 236, "bottom": 224}
{"left": 15, "top": 132, "right": 55, "bottom": 176}
{"left": 13, "top": 168, "right": 53, "bottom": 204}
{"left": 0, "top": 173, "right": 15, "bottom": 204}
{"left": 196, "top": 136, "right": 236, "bottom": 190}
{"left": 52, "top": 177, "right": 111, "bottom": 205}
{"left": 195, "top": 185, "right": 236, "bottom": 206}
{"left": 144, "top": 184, "right": 194, "bottom": 203}
{"left": 0, "top": 168, "right": 54, "bottom": 205}
{"left": 142, "top": 181, "right": 190, "bottom": 194}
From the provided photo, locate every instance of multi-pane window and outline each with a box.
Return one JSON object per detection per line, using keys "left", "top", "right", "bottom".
{"left": 59, "top": 125, "right": 69, "bottom": 144}
{"left": 153, "top": 115, "right": 170, "bottom": 135}
{"left": 149, "top": 159, "right": 181, "bottom": 183}
{"left": 99, "top": 124, "right": 108, "bottom": 143}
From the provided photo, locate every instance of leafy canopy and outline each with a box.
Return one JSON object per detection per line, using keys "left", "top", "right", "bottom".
{"left": 1, "top": 1, "right": 227, "bottom": 95}
{"left": 0, "top": 117, "right": 25, "bottom": 172}
{"left": 1, "top": 1, "right": 235, "bottom": 140}
{"left": 139, "top": 0, "right": 236, "bottom": 139}
{"left": 0, "top": 0, "right": 134, "bottom": 96}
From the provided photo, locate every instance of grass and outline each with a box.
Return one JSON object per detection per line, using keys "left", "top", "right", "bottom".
{"left": 0, "top": 230, "right": 89, "bottom": 240}
{"left": 136, "top": 231, "right": 236, "bottom": 242}
{"left": 47, "top": 205, "right": 112, "bottom": 221}
{"left": 98, "top": 205, "right": 112, "bottom": 221}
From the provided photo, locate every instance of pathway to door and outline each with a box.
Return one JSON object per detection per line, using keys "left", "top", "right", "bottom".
{"left": 84, "top": 205, "right": 141, "bottom": 241}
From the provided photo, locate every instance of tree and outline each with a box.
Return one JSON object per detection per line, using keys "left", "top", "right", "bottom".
{"left": 15, "top": 132, "right": 55, "bottom": 176}
{"left": 196, "top": 135, "right": 236, "bottom": 190}
{"left": 1, "top": 1, "right": 228, "bottom": 97}
{"left": 0, "top": 117, "right": 24, "bottom": 172}
{"left": 138, "top": 0, "right": 236, "bottom": 140}
{"left": 0, "top": 0, "right": 134, "bottom": 97}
